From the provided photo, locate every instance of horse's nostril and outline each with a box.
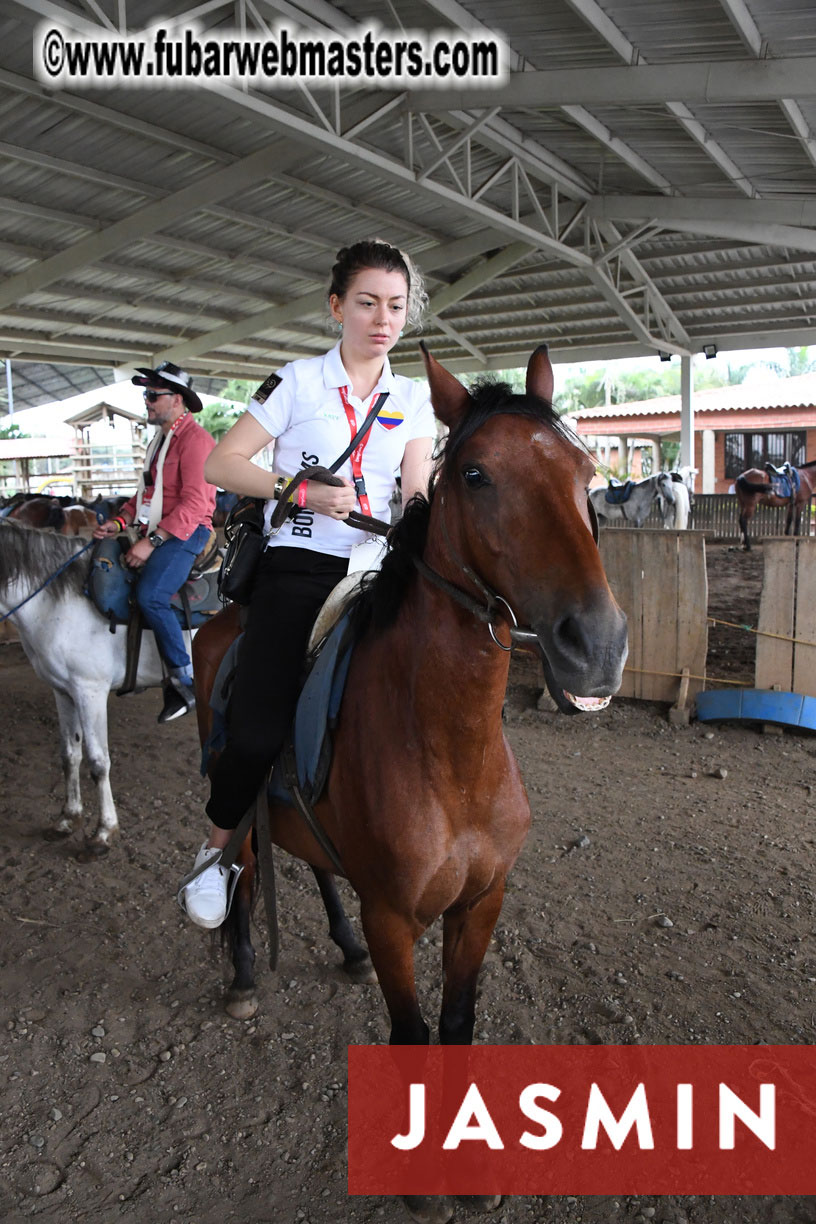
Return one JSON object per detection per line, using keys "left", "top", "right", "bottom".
{"left": 553, "top": 614, "right": 586, "bottom": 657}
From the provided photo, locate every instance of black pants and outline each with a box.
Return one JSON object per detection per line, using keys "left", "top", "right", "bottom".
{"left": 206, "top": 546, "right": 348, "bottom": 830}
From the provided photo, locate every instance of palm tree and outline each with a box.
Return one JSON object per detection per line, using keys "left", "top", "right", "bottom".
{"left": 765, "top": 347, "right": 816, "bottom": 378}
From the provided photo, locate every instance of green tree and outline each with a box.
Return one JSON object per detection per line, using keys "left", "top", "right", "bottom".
{"left": 198, "top": 379, "right": 254, "bottom": 441}
{"left": 0, "top": 421, "right": 27, "bottom": 439}
{"left": 765, "top": 346, "right": 816, "bottom": 378}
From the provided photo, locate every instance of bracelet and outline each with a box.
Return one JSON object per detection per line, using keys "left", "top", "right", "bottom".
{"left": 113, "top": 516, "right": 128, "bottom": 532}
{"left": 297, "top": 480, "right": 308, "bottom": 509}
{"left": 273, "top": 475, "right": 287, "bottom": 501}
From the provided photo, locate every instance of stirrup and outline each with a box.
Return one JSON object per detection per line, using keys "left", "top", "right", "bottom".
{"left": 176, "top": 850, "right": 244, "bottom": 921}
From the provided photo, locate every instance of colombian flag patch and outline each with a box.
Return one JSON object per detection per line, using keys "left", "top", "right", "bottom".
{"left": 376, "top": 407, "right": 405, "bottom": 431}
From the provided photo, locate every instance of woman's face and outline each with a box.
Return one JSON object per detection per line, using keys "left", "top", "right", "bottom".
{"left": 330, "top": 267, "right": 408, "bottom": 363}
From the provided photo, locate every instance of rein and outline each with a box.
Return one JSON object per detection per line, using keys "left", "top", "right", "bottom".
{"left": 269, "top": 466, "right": 390, "bottom": 536}
{"left": 0, "top": 537, "right": 95, "bottom": 623}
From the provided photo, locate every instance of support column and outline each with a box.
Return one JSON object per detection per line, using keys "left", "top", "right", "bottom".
{"left": 702, "top": 429, "right": 715, "bottom": 494}
{"left": 680, "top": 355, "right": 694, "bottom": 469}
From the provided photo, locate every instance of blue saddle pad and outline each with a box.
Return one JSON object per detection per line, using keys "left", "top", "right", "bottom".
{"left": 604, "top": 480, "right": 634, "bottom": 505}
{"left": 203, "top": 610, "right": 355, "bottom": 807}
{"left": 769, "top": 470, "right": 800, "bottom": 500}
{"left": 87, "top": 538, "right": 219, "bottom": 628}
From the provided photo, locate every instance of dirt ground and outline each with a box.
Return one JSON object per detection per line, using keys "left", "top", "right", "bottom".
{"left": 2, "top": 539, "right": 816, "bottom": 1224}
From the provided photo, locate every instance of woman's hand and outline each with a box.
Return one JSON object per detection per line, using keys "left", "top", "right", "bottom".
{"left": 304, "top": 476, "right": 357, "bottom": 519}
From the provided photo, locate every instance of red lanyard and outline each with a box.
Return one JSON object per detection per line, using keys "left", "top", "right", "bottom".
{"left": 338, "top": 386, "right": 378, "bottom": 517}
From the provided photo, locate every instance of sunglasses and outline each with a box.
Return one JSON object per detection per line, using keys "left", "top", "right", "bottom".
{"left": 143, "top": 389, "right": 175, "bottom": 403}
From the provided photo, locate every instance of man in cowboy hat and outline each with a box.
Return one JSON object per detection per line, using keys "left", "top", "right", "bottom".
{"left": 94, "top": 362, "right": 217, "bottom": 723}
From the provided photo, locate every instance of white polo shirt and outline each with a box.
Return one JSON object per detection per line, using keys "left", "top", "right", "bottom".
{"left": 248, "top": 341, "right": 436, "bottom": 559}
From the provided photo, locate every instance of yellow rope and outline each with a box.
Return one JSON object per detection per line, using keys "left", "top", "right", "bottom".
{"left": 623, "top": 665, "right": 750, "bottom": 688}
{"left": 707, "top": 616, "right": 816, "bottom": 649}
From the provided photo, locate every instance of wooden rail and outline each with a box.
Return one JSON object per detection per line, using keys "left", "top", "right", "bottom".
{"left": 601, "top": 493, "right": 814, "bottom": 539}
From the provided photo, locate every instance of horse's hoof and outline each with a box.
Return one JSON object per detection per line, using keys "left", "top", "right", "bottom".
{"left": 457, "top": 1195, "right": 502, "bottom": 1212}
{"left": 343, "top": 956, "right": 378, "bottom": 985}
{"left": 42, "top": 824, "right": 75, "bottom": 842}
{"left": 224, "top": 990, "right": 258, "bottom": 1021}
{"left": 402, "top": 1195, "right": 455, "bottom": 1224}
{"left": 76, "top": 839, "right": 111, "bottom": 862}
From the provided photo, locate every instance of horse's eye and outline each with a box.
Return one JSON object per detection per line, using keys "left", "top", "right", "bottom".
{"left": 462, "top": 466, "right": 488, "bottom": 489}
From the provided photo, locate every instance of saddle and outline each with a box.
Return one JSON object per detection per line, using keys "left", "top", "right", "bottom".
{"left": 202, "top": 608, "right": 356, "bottom": 811}
{"left": 86, "top": 535, "right": 223, "bottom": 631}
{"left": 604, "top": 479, "right": 634, "bottom": 505}
{"left": 763, "top": 463, "right": 800, "bottom": 500}
{"left": 87, "top": 533, "right": 223, "bottom": 697}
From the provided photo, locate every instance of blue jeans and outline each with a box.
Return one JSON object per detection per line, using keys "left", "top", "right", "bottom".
{"left": 135, "top": 524, "right": 212, "bottom": 672}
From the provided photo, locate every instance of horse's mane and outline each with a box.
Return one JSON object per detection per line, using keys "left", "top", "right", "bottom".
{"left": 0, "top": 519, "right": 90, "bottom": 601}
{"left": 348, "top": 379, "right": 572, "bottom": 640}
{"left": 799, "top": 458, "right": 816, "bottom": 471}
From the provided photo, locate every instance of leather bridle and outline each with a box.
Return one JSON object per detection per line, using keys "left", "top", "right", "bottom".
{"left": 413, "top": 489, "right": 600, "bottom": 654}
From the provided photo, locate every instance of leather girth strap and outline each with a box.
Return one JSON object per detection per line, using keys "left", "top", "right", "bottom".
{"left": 116, "top": 606, "right": 144, "bottom": 696}
{"left": 280, "top": 743, "right": 345, "bottom": 875}
{"left": 253, "top": 776, "right": 279, "bottom": 970}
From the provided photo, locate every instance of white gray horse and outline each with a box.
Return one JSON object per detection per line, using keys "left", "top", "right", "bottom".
{"left": 658, "top": 476, "right": 690, "bottom": 529}
{"left": 0, "top": 519, "right": 193, "bottom": 855}
{"left": 589, "top": 472, "right": 675, "bottom": 528}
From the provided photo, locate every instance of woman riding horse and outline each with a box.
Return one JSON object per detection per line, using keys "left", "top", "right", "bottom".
{"left": 179, "top": 239, "right": 436, "bottom": 928}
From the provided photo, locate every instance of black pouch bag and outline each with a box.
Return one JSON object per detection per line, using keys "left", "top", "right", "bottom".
{"left": 218, "top": 496, "right": 266, "bottom": 606}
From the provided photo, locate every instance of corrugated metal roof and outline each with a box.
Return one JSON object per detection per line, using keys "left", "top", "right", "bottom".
{"left": 1, "top": 0, "right": 816, "bottom": 407}
{"left": 566, "top": 372, "right": 816, "bottom": 419}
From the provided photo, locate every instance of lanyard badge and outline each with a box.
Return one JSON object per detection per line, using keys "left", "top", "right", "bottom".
{"left": 337, "top": 386, "right": 381, "bottom": 518}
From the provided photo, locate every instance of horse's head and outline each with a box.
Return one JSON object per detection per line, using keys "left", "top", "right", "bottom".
{"left": 655, "top": 472, "right": 675, "bottom": 503}
{"left": 420, "top": 343, "right": 628, "bottom": 713}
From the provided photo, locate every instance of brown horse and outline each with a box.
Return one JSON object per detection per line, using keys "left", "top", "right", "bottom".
{"left": 735, "top": 461, "right": 816, "bottom": 549}
{"left": 193, "top": 344, "right": 628, "bottom": 1219}
{"left": 8, "top": 496, "right": 98, "bottom": 535}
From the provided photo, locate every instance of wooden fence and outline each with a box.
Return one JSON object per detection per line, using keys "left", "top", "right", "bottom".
{"left": 599, "top": 530, "right": 708, "bottom": 705}
{"left": 602, "top": 493, "right": 814, "bottom": 539}
{"left": 755, "top": 539, "right": 816, "bottom": 699}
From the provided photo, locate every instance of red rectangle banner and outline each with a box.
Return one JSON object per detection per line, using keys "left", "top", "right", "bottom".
{"left": 347, "top": 1045, "right": 816, "bottom": 1195}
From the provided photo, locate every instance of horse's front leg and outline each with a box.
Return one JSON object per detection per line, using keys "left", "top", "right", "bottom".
{"left": 46, "top": 688, "right": 84, "bottom": 839}
{"left": 360, "top": 904, "right": 454, "bottom": 1224}
{"left": 434, "top": 886, "right": 506, "bottom": 1218}
{"left": 71, "top": 683, "right": 117, "bottom": 856}
{"left": 439, "top": 883, "right": 505, "bottom": 1046}
{"left": 360, "top": 902, "right": 428, "bottom": 1044}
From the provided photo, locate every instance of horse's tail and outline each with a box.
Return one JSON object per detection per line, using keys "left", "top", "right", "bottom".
{"left": 736, "top": 474, "right": 772, "bottom": 495}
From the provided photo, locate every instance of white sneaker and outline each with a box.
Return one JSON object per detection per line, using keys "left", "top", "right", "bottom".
{"left": 181, "top": 843, "right": 228, "bottom": 929}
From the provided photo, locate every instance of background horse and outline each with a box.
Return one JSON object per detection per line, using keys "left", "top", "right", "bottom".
{"left": 9, "top": 496, "right": 98, "bottom": 535}
{"left": 735, "top": 460, "right": 816, "bottom": 549}
{"left": 0, "top": 519, "right": 195, "bottom": 854}
{"left": 659, "top": 473, "right": 691, "bottom": 529}
{"left": 589, "top": 471, "right": 674, "bottom": 528}
{"left": 194, "top": 344, "right": 627, "bottom": 1221}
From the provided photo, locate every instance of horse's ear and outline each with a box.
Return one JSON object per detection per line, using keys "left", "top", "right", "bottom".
{"left": 419, "top": 341, "right": 472, "bottom": 429}
{"left": 526, "top": 343, "right": 554, "bottom": 403}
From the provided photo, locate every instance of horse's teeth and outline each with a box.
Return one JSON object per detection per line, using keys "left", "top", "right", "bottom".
{"left": 563, "top": 692, "right": 611, "bottom": 712}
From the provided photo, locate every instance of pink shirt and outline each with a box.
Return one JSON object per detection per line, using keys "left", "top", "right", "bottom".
{"left": 121, "top": 411, "right": 216, "bottom": 541}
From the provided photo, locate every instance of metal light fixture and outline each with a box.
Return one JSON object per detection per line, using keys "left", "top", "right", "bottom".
{"left": 658, "top": 351, "right": 671, "bottom": 363}
{"left": 703, "top": 344, "right": 718, "bottom": 359}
